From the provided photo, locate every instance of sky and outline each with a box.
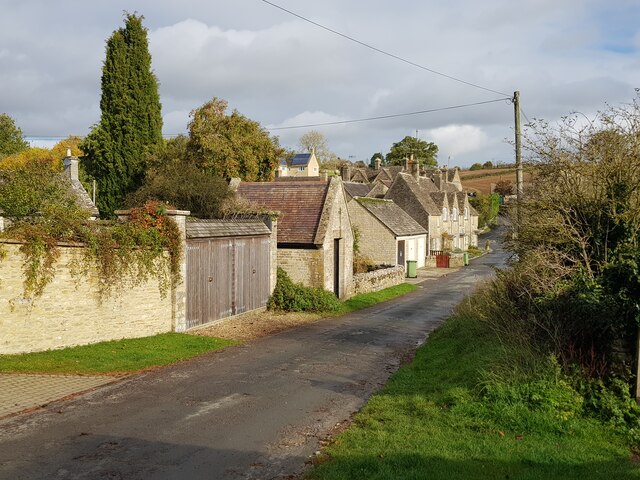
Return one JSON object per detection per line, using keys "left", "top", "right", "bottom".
{"left": 1, "top": 0, "right": 639, "bottom": 168}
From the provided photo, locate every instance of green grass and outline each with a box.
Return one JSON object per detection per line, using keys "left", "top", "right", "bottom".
{"left": 308, "top": 311, "right": 639, "bottom": 480}
{"left": 337, "top": 283, "right": 417, "bottom": 314}
{"left": 0, "top": 333, "right": 236, "bottom": 375}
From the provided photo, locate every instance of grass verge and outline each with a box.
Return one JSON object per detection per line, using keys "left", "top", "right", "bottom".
{"left": 0, "top": 333, "right": 236, "bottom": 375}
{"left": 337, "top": 283, "right": 417, "bottom": 314}
{"left": 308, "top": 307, "right": 638, "bottom": 479}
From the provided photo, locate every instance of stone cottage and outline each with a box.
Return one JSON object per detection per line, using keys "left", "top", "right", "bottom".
{"left": 348, "top": 197, "right": 427, "bottom": 268}
{"left": 236, "top": 176, "right": 353, "bottom": 298}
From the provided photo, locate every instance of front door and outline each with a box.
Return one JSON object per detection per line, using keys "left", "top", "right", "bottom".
{"left": 397, "top": 240, "right": 405, "bottom": 266}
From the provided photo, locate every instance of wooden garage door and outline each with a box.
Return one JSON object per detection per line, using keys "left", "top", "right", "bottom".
{"left": 186, "top": 236, "right": 270, "bottom": 329}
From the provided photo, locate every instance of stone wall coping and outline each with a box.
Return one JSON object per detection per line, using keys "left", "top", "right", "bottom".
{"left": 353, "top": 264, "right": 404, "bottom": 280}
{"left": 114, "top": 209, "right": 191, "bottom": 216}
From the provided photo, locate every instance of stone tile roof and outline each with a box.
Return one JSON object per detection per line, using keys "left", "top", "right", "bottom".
{"left": 236, "top": 180, "right": 329, "bottom": 245}
{"left": 66, "top": 178, "right": 99, "bottom": 217}
{"left": 186, "top": 219, "right": 270, "bottom": 239}
{"left": 343, "top": 182, "right": 373, "bottom": 199}
{"left": 356, "top": 198, "right": 426, "bottom": 237}
{"left": 384, "top": 173, "right": 440, "bottom": 232}
{"left": 429, "top": 191, "right": 448, "bottom": 209}
{"left": 367, "top": 182, "right": 387, "bottom": 198}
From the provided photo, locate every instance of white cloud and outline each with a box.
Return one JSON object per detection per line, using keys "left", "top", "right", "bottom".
{"left": 426, "top": 125, "right": 489, "bottom": 159}
{"left": 0, "top": 0, "right": 638, "bottom": 167}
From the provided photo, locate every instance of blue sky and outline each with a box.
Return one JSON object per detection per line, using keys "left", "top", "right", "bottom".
{"left": 2, "top": 0, "right": 639, "bottom": 167}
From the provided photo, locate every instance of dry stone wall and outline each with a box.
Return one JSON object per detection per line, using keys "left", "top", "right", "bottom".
{"left": 0, "top": 242, "right": 172, "bottom": 354}
{"left": 349, "top": 265, "right": 405, "bottom": 296}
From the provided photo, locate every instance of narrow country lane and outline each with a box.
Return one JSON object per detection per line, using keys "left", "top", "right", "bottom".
{"left": 0, "top": 228, "right": 509, "bottom": 480}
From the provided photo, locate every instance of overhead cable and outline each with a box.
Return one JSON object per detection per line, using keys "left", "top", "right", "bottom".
{"left": 267, "top": 98, "right": 510, "bottom": 130}
{"left": 261, "top": 0, "right": 510, "bottom": 97}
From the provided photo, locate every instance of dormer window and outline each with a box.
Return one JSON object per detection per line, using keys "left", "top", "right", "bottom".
{"left": 442, "top": 207, "right": 448, "bottom": 222}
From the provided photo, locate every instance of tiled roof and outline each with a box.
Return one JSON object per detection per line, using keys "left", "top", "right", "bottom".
{"left": 66, "top": 178, "right": 99, "bottom": 216}
{"left": 186, "top": 219, "right": 270, "bottom": 239}
{"left": 429, "top": 192, "right": 448, "bottom": 209}
{"left": 367, "top": 182, "right": 387, "bottom": 198}
{"left": 343, "top": 182, "right": 373, "bottom": 199}
{"left": 357, "top": 198, "right": 426, "bottom": 237}
{"left": 290, "top": 153, "right": 312, "bottom": 167}
{"left": 384, "top": 173, "right": 440, "bottom": 232}
{"left": 236, "top": 180, "right": 329, "bottom": 245}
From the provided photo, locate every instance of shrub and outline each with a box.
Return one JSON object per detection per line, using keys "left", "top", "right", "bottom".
{"left": 268, "top": 268, "right": 341, "bottom": 312}
{"left": 0, "top": 161, "right": 182, "bottom": 299}
{"left": 127, "top": 159, "right": 231, "bottom": 219}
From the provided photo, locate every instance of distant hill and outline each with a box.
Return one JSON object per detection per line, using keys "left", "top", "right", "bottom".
{"left": 459, "top": 167, "right": 532, "bottom": 195}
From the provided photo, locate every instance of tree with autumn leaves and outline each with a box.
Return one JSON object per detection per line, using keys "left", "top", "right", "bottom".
{"left": 186, "top": 97, "right": 286, "bottom": 181}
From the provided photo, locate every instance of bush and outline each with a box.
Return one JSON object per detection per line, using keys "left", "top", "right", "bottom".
{"left": 469, "top": 193, "right": 500, "bottom": 228}
{"left": 127, "top": 159, "right": 231, "bottom": 219}
{"left": 268, "top": 268, "right": 341, "bottom": 312}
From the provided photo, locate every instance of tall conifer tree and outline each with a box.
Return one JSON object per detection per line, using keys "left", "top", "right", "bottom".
{"left": 82, "top": 13, "right": 162, "bottom": 217}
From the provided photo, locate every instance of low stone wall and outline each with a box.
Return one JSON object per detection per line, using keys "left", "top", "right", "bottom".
{"left": 349, "top": 265, "right": 405, "bottom": 297}
{"left": 424, "top": 256, "right": 437, "bottom": 268}
{"left": 449, "top": 253, "right": 465, "bottom": 268}
{"left": 0, "top": 242, "right": 173, "bottom": 354}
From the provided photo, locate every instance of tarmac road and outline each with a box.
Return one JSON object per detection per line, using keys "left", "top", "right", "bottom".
{"left": 0, "top": 227, "right": 509, "bottom": 480}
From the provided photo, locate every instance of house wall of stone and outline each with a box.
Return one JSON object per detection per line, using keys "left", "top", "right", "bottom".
{"left": 0, "top": 242, "right": 173, "bottom": 354}
{"left": 349, "top": 265, "right": 405, "bottom": 297}
{"left": 348, "top": 201, "right": 396, "bottom": 266}
{"left": 318, "top": 179, "right": 353, "bottom": 299}
{"left": 269, "top": 218, "right": 278, "bottom": 294}
{"left": 277, "top": 247, "right": 324, "bottom": 288}
{"left": 428, "top": 216, "right": 441, "bottom": 252}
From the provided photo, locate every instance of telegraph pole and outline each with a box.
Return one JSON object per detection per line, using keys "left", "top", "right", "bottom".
{"left": 513, "top": 91, "right": 523, "bottom": 225}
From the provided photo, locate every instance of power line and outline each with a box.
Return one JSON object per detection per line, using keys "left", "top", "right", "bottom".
{"left": 261, "top": 0, "right": 510, "bottom": 97}
{"left": 267, "top": 97, "right": 510, "bottom": 131}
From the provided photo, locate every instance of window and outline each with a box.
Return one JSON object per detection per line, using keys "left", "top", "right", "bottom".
{"left": 464, "top": 207, "right": 468, "bottom": 219}
{"left": 299, "top": 166, "right": 305, "bottom": 171}
{"left": 452, "top": 208, "right": 458, "bottom": 221}
{"left": 442, "top": 207, "right": 448, "bottom": 222}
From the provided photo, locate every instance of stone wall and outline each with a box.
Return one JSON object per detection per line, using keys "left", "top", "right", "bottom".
{"left": 277, "top": 247, "right": 324, "bottom": 288}
{"left": 449, "top": 252, "right": 465, "bottom": 268}
{"left": 317, "top": 177, "right": 354, "bottom": 299}
{"left": 349, "top": 265, "right": 405, "bottom": 297}
{"left": 0, "top": 242, "right": 173, "bottom": 354}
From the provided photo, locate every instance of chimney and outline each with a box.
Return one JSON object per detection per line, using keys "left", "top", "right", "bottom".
{"left": 341, "top": 165, "right": 351, "bottom": 182}
{"left": 63, "top": 153, "right": 79, "bottom": 182}
{"left": 321, "top": 171, "right": 328, "bottom": 182}
{"left": 410, "top": 154, "right": 419, "bottom": 180}
{"left": 404, "top": 157, "right": 409, "bottom": 171}
{"left": 374, "top": 158, "right": 381, "bottom": 170}
{"left": 442, "top": 165, "right": 448, "bottom": 183}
